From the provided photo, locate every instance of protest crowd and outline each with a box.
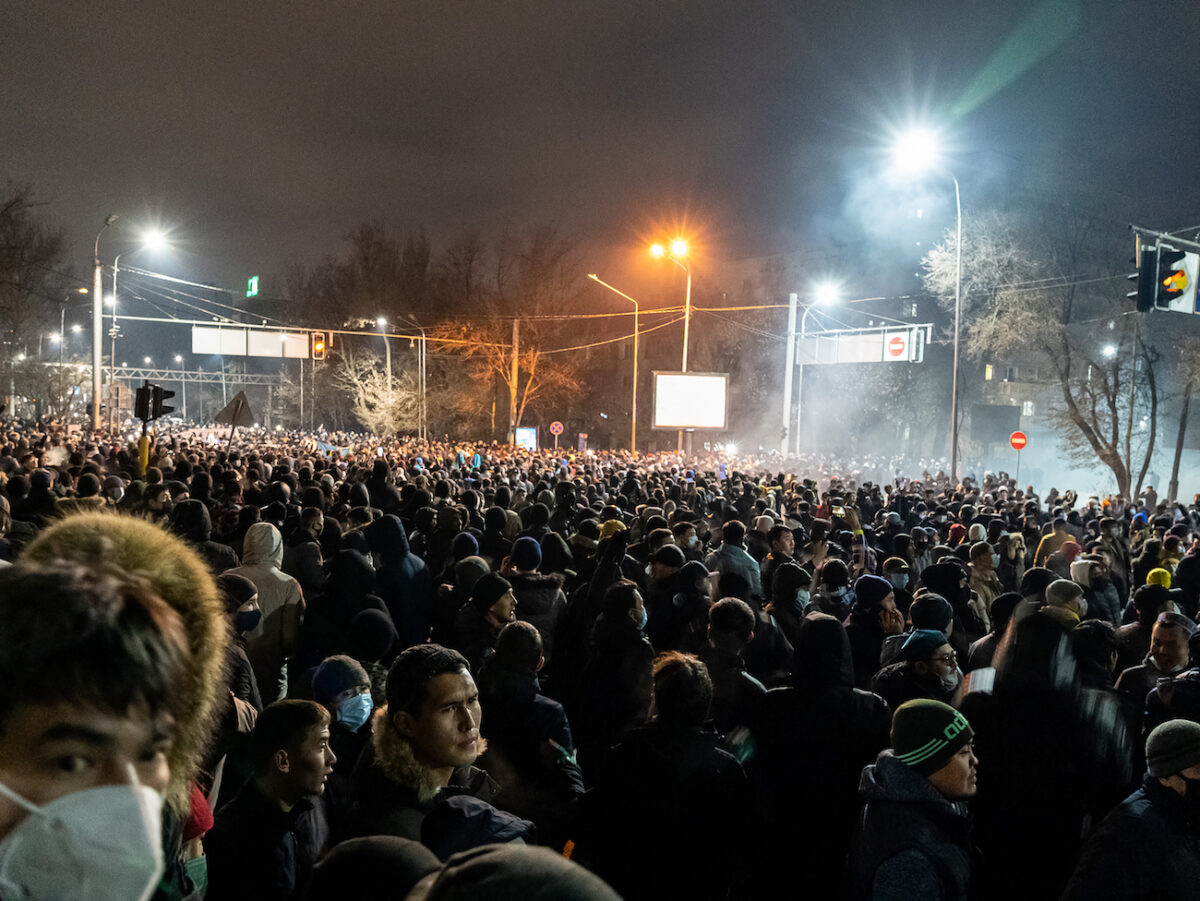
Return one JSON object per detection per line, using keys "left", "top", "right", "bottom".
{"left": 3, "top": 418, "right": 1200, "bottom": 900}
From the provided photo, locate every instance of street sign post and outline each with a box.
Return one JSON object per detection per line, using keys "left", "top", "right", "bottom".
{"left": 1010, "top": 431, "right": 1028, "bottom": 485}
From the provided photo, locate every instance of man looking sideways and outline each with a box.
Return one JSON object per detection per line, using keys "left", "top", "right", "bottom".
{"left": 850, "top": 699, "right": 980, "bottom": 901}
{"left": 205, "top": 700, "right": 336, "bottom": 900}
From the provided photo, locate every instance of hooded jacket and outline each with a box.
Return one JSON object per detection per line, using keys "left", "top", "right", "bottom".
{"left": 508, "top": 571, "right": 567, "bottom": 662}
{"left": 226, "top": 522, "right": 305, "bottom": 702}
{"left": 849, "top": 750, "right": 978, "bottom": 901}
{"left": 365, "top": 515, "right": 433, "bottom": 649}
{"left": 751, "top": 614, "right": 890, "bottom": 896}
{"left": 171, "top": 498, "right": 240, "bottom": 574}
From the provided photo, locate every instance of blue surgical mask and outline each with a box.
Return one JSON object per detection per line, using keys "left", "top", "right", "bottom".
{"left": 338, "top": 691, "right": 373, "bottom": 732}
{"left": 795, "top": 589, "right": 811, "bottom": 610}
{"left": 634, "top": 606, "right": 648, "bottom": 631}
{"left": 889, "top": 574, "right": 909, "bottom": 590}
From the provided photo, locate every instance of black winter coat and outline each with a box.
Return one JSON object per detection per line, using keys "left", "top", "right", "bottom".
{"left": 849, "top": 751, "right": 978, "bottom": 901}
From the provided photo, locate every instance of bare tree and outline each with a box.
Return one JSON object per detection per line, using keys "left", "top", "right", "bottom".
{"left": 923, "top": 200, "right": 1162, "bottom": 498}
{"left": 331, "top": 347, "right": 418, "bottom": 436}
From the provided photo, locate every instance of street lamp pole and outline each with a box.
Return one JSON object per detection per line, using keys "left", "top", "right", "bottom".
{"left": 92, "top": 215, "right": 116, "bottom": 430}
{"left": 403, "top": 315, "right": 428, "bottom": 442}
{"left": 587, "top": 274, "right": 639, "bottom": 453}
{"left": 950, "top": 175, "right": 962, "bottom": 485}
{"left": 651, "top": 240, "right": 691, "bottom": 453}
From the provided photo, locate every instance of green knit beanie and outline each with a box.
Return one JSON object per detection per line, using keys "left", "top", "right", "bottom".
{"left": 891, "top": 699, "right": 974, "bottom": 776}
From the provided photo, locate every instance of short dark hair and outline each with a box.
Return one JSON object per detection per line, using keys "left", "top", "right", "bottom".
{"left": 494, "top": 621, "right": 543, "bottom": 671}
{"left": 767, "top": 524, "right": 792, "bottom": 547}
{"left": 653, "top": 652, "right": 712, "bottom": 726}
{"left": 250, "top": 699, "right": 330, "bottom": 776}
{"left": 0, "top": 564, "right": 191, "bottom": 734}
{"left": 601, "top": 579, "right": 641, "bottom": 620}
{"left": 709, "top": 598, "right": 756, "bottom": 643}
{"left": 717, "top": 571, "right": 751, "bottom": 602}
{"left": 386, "top": 644, "right": 471, "bottom": 715}
{"left": 722, "top": 520, "right": 747, "bottom": 546}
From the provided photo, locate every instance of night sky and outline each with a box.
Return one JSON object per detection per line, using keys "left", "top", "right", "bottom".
{"left": 5, "top": 1, "right": 1198, "bottom": 292}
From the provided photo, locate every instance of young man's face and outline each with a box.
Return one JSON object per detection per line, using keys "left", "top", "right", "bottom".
{"left": 285, "top": 722, "right": 336, "bottom": 797}
{"left": 1150, "top": 624, "right": 1190, "bottom": 672}
{"left": 773, "top": 532, "right": 795, "bottom": 557}
{"left": 0, "top": 699, "right": 174, "bottom": 842}
{"left": 927, "top": 742, "right": 978, "bottom": 800}
{"left": 396, "top": 670, "right": 482, "bottom": 772}
{"left": 487, "top": 590, "right": 517, "bottom": 625}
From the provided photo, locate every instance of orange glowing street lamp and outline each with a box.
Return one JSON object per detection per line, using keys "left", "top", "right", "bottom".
{"left": 651, "top": 238, "right": 693, "bottom": 453}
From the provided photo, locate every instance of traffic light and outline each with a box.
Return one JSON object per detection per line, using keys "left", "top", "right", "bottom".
{"left": 1128, "top": 237, "right": 1156, "bottom": 312}
{"left": 312, "top": 331, "right": 326, "bottom": 360}
{"left": 134, "top": 384, "right": 151, "bottom": 420}
{"left": 151, "top": 385, "right": 175, "bottom": 419}
{"left": 1156, "top": 246, "right": 1189, "bottom": 309}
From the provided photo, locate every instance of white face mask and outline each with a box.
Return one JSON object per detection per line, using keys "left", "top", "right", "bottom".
{"left": 0, "top": 777, "right": 164, "bottom": 901}
{"left": 940, "top": 669, "right": 961, "bottom": 693}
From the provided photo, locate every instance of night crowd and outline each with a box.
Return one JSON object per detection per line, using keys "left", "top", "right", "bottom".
{"left": 2, "top": 422, "right": 1200, "bottom": 900}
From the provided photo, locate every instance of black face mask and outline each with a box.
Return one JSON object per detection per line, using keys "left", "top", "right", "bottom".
{"left": 234, "top": 608, "right": 262, "bottom": 633}
{"left": 1182, "top": 776, "right": 1200, "bottom": 821}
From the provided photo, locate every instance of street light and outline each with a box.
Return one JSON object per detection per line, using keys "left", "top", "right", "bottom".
{"left": 110, "top": 230, "right": 169, "bottom": 431}
{"left": 651, "top": 238, "right": 692, "bottom": 452}
{"left": 893, "top": 128, "right": 962, "bottom": 483}
{"left": 92, "top": 214, "right": 117, "bottom": 430}
{"left": 787, "top": 284, "right": 839, "bottom": 455}
{"left": 375, "top": 316, "right": 393, "bottom": 413}
{"left": 401, "top": 315, "right": 428, "bottom": 442}
{"left": 588, "top": 274, "right": 639, "bottom": 453}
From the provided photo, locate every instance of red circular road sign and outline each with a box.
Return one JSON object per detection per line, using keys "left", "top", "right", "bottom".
{"left": 887, "top": 335, "right": 906, "bottom": 358}
{"left": 549, "top": 421, "right": 564, "bottom": 436}
{"left": 1010, "top": 431, "right": 1028, "bottom": 450}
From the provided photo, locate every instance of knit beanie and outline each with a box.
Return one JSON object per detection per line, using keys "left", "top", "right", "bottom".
{"left": 891, "top": 699, "right": 974, "bottom": 776}
{"left": 1146, "top": 719, "right": 1200, "bottom": 777}
{"left": 853, "top": 574, "right": 894, "bottom": 612}
{"left": 471, "top": 572, "right": 512, "bottom": 612}
{"left": 900, "top": 628, "right": 949, "bottom": 663}
{"left": 910, "top": 593, "right": 954, "bottom": 632}
{"left": 312, "top": 655, "right": 369, "bottom": 705}
{"left": 511, "top": 536, "right": 542, "bottom": 571}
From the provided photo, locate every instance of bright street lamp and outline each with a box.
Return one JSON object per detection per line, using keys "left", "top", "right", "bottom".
{"left": 92, "top": 214, "right": 117, "bottom": 429}
{"left": 110, "top": 230, "right": 170, "bottom": 431}
{"left": 650, "top": 238, "right": 692, "bottom": 453}
{"left": 893, "top": 128, "right": 962, "bottom": 483}
{"left": 588, "top": 273, "right": 639, "bottom": 453}
{"left": 1102, "top": 344, "right": 1117, "bottom": 358}
{"left": 376, "top": 316, "right": 392, "bottom": 404}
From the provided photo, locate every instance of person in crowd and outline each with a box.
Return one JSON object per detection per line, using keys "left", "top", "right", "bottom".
{"left": 696, "top": 597, "right": 766, "bottom": 735}
{"left": 845, "top": 573, "right": 907, "bottom": 689}
{"left": 205, "top": 700, "right": 336, "bottom": 900}
{"left": 226, "top": 521, "right": 306, "bottom": 704}
{"left": 348, "top": 643, "right": 532, "bottom": 852}
{"left": 849, "top": 699, "right": 979, "bottom": 901}
{"left": 872, "top": 628, "right": 958, "bottom": 710}
{"left": 1115, "top": 611, "right": 1195, "bottom": 708}
{"left": 449, "top": 572, "right": 517, "bottom": 676}
{"left": 704, "top": 519, "right": 762, "bottom": 601}
{"left": 581, "top": 651, "right": 757, "bottom": 901}
{"left": 1063, "top": 719, "right": 1200, "bottom": 899}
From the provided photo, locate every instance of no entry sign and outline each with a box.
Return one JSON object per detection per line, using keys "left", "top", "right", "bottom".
{"left": 1010, "top": 431, "right": 1028, "bottom": 451}
{"left": 887, "top": 335, "right": 906, "bottom": 358}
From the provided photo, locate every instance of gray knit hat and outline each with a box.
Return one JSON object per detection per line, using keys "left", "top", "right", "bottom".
{"left": 1146, "top": 719, "right": 1200, "bottom": 777}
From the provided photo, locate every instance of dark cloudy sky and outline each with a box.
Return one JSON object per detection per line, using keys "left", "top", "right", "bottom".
{"left": 4, "top": 0, "right": 1197, "bottom": 293}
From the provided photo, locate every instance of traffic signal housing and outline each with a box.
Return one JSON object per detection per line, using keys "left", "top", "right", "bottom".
{"left": 312, "top": 331, "right": 327, "bottom": 360}
{"left": 1157, "top": 246, "right": 1189, "bottom": 310}
{"left": 1128, "top": 238, "right": 1157, "bottom": 312}
{"left": 134, "top": 385, "right": 151, "bottom": 421}
{"left": 151, "top": 385, "right": 175, "bottom": 419}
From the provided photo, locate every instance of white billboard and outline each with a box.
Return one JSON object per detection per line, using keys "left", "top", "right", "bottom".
{"left": 652, "top": 372, "right": 728, "bottom": 430}
{"left": 193, "top": 326, "right": 310, "bottom": 359}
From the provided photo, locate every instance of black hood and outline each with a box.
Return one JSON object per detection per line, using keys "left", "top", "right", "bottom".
{"left": 170, "top": 498, "right": 212, "bottom": 543}
{"left": 791, "top": 612, "right": 854, "bottom": 691}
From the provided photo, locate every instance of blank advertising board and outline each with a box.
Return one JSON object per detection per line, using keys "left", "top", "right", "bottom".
{"left": 652, "top": 372, "right": 729, "bottom": 430}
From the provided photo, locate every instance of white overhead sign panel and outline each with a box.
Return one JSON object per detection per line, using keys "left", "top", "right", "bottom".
{"left": 796, "top": 325, "right": 929, "bottom": 365}
{"left": 192, "top": 326, "right": 309, "bottom": 358}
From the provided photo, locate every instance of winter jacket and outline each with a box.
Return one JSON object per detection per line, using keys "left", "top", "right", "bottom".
{"left": 227, "top": 522, "right": 305, "bottom": 704}
{"left": 751, "top": 614, "right": 890, "bottom": 896}
{"left": 170, "top": 498, "right": 240, "bottom": 574}
{"left": 849, "top": 751, "right": 978, "bottom": 901}
{"left": 580, "top": 722, "right": 758, "bottom": 901}
{"left": 508, "top": 571, "right": 567, "bottom": 662}
{"left": 282, "top": 527, "right": 326, "bottom": 601}
{"left": 365, "top": 514, "right": 433, "bottom": 649}
{"left": 1062, "top": 773, "right": 1200, "bottom": 901}
{"left": 696, "top": 644, "right": 766, "bottom": 735}
{"left": 1115, "top": 655, "right": 1184, "bottom": 710}
{"left": 704, "top": 542, "right": 763, "bottom": 600}
{"left": 204, "top": 781, "right": 329, "bottom": 901}
{"left": 871, "top": 661, "right": 953, "bottom": 711}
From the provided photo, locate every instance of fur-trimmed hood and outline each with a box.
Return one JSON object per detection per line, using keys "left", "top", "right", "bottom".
{"left": 23, "top": 511, "right": 230, "bottom": 812}
{"left": 369, "top": 705, "right": 487, "bottom": 803}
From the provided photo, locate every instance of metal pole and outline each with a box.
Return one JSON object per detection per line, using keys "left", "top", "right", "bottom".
{"left": 92, "top": 215, "right": 115, "bottom": 431}
{"left": 586, "top": 275, "right": 641, "bottom": 453}
{"left": 58, "top": 306, "right": 65, "bottom": 416}
{"left": 677, "top": 260, "right": 691, "bottom": 455}
{"left": 299, "top": 357, "right": 304, "bottom": 429}
{"left": 182, "top": 374, "right": 187, "bottom": 421}
{"left": 781, "top": 292, "right": 798, "bottom": 455}
{"left": 110, "top": 252, "right": 123, "bottom": 433}
{"left": 950, "top": 175, "right": 962, "bottom": 485}
{"left": 509, "top": 318, "right": 519, "bottom": 443}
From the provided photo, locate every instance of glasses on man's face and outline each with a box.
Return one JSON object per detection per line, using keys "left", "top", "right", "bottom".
{"left": 929, "top": 652, "right": 958, "bottom": 666}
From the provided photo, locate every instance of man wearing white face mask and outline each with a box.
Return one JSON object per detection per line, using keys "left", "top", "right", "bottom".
{"left": 0, "top": 563, "right": 192, "bottom": 901}
{"left": 1115, "top": 612, "right": 1195, "bottom": 710}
